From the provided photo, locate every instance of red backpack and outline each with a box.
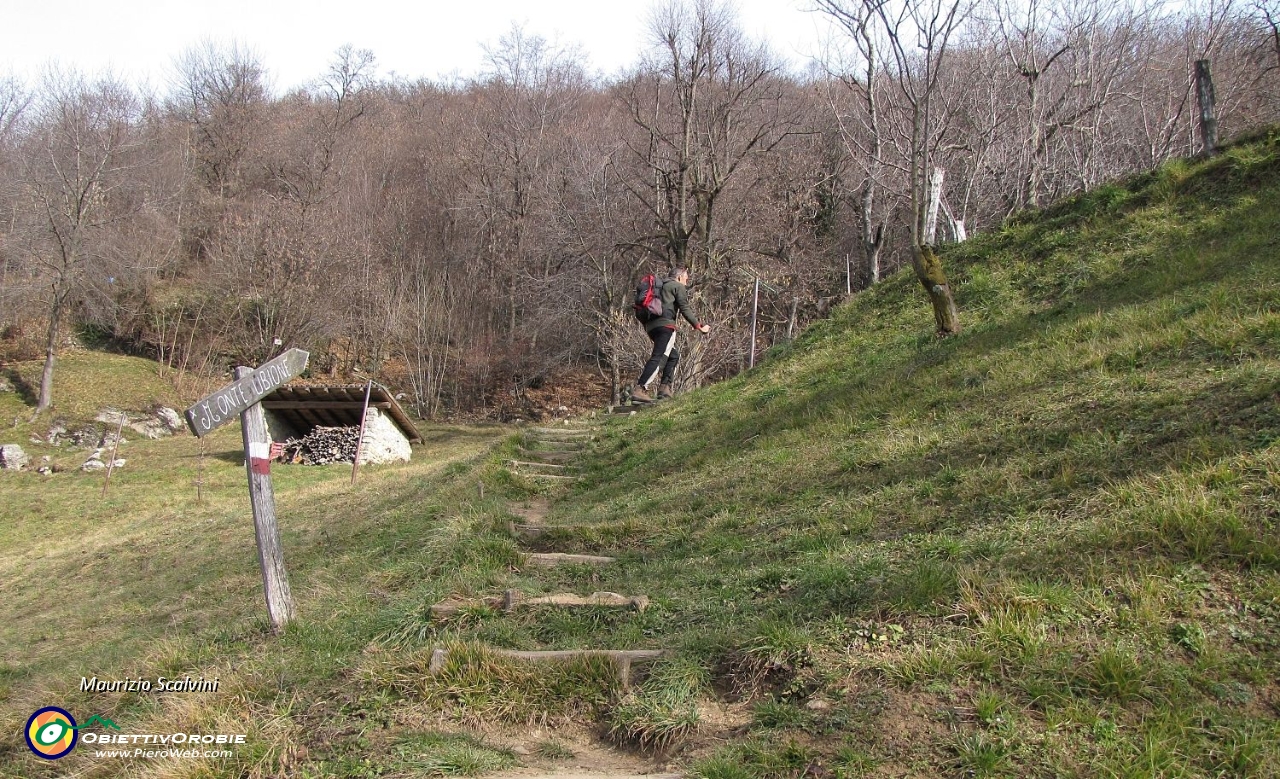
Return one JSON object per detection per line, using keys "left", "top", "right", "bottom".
{"left": 633, "top": 274, "right": 665, "bottom": 322}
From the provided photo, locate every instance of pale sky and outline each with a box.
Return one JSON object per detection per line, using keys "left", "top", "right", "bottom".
{"left": 1, "top": 0, "right": 833, "bottom": 92}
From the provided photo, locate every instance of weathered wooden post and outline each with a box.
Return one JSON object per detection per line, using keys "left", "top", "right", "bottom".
{"left": 350, "top": 380, "right": 373, "bottom": 485}
{"left": 925, "top": 167, "right": 946, "bottom": 245}
{"left": 1195, "top": 59, "right": 1218, "bottom": 157}
{"left": 234, "top": 365, "right": 297, "bottom": 631}
{"left": 183, "top": 348, "right": 309, "bottom": 633}
{"left": 101, "top": 412, "right": 126, "bottom": 498}
{"left": 749, "top": 276, "right": 760, "bottom": 369}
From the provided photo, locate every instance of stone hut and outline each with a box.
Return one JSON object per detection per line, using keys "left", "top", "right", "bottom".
{"left": 261, "top": 383, "right": 421, "bottom": 465}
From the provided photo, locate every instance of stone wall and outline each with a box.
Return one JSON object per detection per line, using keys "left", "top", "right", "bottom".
{"left": 263, "top": 410, "right": 302, "bottom": 444}
{"left": 357, "top": 408, "right": 412, "bottom": 465}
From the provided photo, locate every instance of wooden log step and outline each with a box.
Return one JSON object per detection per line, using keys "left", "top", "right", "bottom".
{"left": 509, "top": 590, "right": 650, "bottom": 611}
{"left": 506, "top": 459, "right": 573, "bottom": 470}
{"left": 428, "top": 647, "right": 669, "bottom": 683}
{"left": 531, "top": 428, "right": 595, "bottom": 437}
{"left": 432, "top": 590, "right": 650, "bottom": 618}
{"left": 508, "top": 521, "right": 614, "bottom": 541}
{"left": 493, "top": 775, "right": 681, "bottom": 779}
{"left": 508, "top": 521, "right": 545, "bottom": 537}
{"left": 608, "top": 404, "right": 654, "bottom": 414}
{"left": 508, "top": 521, "right": 599, "bottom": 538}
{"left": 525, "top": 552, "right": 614, "bottom": 566}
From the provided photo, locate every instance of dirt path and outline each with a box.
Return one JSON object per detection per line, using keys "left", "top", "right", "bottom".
{"left": 509, "top": 497, "right": 552, "bottom": 524}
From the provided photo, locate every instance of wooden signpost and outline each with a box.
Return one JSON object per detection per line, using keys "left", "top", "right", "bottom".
{"left": 183, "top": 349, "right": 311, "bottom": 437}
{"left": 183, "top": 348, "right": 309, "bottom": 633}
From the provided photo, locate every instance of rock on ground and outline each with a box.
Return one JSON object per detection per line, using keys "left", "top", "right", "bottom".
{"left": 0, "top": 444, "right": 29, "bottom": 471}
{"left": 96, "top": 407, "right": 186, "bottom": 440}
{"left": 154, "top": 407, "right": 183, "bottom": 433}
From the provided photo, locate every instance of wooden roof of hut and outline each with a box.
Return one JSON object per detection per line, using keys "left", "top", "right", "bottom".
{"left": 261, "top": 383, "right": 422, "bottom": 443}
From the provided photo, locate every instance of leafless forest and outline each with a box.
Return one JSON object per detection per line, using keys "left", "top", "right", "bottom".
{"left": 1, "top": 0, "right": 1276, "bottom": 417}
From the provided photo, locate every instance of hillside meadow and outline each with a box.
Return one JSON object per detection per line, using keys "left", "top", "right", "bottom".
{"left": 1, "top": 130, "right": 1278, "bottom": 777}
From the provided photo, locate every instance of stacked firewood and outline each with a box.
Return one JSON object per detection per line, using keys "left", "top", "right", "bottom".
{"left": 280, "top": 426, "right": 360, "bottom": 465}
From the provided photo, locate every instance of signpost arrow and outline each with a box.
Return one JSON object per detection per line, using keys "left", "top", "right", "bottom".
{"left": 184, "top": 349, "right": 310, "bottom": 438}
{"left": 184, "top": 349, "right": 309, "bottom": 633}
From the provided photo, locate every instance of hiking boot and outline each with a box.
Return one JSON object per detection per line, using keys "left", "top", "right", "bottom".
{"left": 630, "top": 386, "right": 654, "bottom": 403}
{"left": 657, "top": 383, "right": 675, "bottom": 400}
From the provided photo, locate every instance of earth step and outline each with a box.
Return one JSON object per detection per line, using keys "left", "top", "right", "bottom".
{"left": 431, "top": 590, "right": 650, "bottom": 618}
{"left": 506, "top": 459, "right": 574, "bottom": 470}
{"left": 525, "top": 552, "right": 615, "bottom": 566}
{"left": 428, "top": 647, "right": 668, "bottom": 686}
{"left": 509, "top": 501, "right": 550, "bottom": 523}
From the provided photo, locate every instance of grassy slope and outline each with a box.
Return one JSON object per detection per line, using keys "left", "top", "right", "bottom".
{"left": 405, "top": 133, "right": 1280, "bottom": 777}
{"left": 0, "top": 356, "right": 511, "bottom": 778}
{"left": 1, "top": 131, "right": 1277, "bottom": 779}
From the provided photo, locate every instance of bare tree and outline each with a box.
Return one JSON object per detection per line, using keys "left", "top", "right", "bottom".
{"left": 1259, "top": 0, "right": 1280, "bottom": 71}
{"left": 821, "top": 0, "right": 972, "bottom": 334}
{"left": 18, "top": 68, "right": 142, "bottom": 414}
{"left": 0, "top": 73, "right": 31, "bottom": 337}
{"left": 467, "top": 25, "right": 587, "bottom": 349}
{"left": 621, "top": 0, "right": 796, "bottom": 273}
{"left": 170, "top": 41, "right": 269, "bottom": 198}
{"left": 982, "top": 0, "right": 1135, "bottom": 207}
{"left": 0, "top": 73, "right": 27, "bottom": 141}
{"left": 817, "top": 0, "right": 892, "bottom": 285}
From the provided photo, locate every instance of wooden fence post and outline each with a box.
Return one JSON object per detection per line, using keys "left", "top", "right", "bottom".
{"left": 1195, "top": 59, "right": 1218, "bottom": 157}
{"left": 749, "top": 276, "right": 760, "bottom": 369}
{"left": 350, "top": 380, "right": 373, "bottom": 485}
{"left": 101, "top": 412, "right": 126, "bottom": 498}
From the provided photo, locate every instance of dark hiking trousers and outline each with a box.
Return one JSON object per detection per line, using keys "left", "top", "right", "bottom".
{"left": 638, "top": 326, "right": 678, "bottom": 389}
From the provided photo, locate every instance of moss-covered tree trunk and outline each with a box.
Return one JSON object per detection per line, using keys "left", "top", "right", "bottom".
{"left": 910, "top": 244, "right": 960, "bottom": 336}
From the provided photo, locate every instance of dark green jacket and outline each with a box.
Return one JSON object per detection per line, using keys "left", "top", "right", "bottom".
{"left": 644, "top": 278, "right": 702, "bottom": 333}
